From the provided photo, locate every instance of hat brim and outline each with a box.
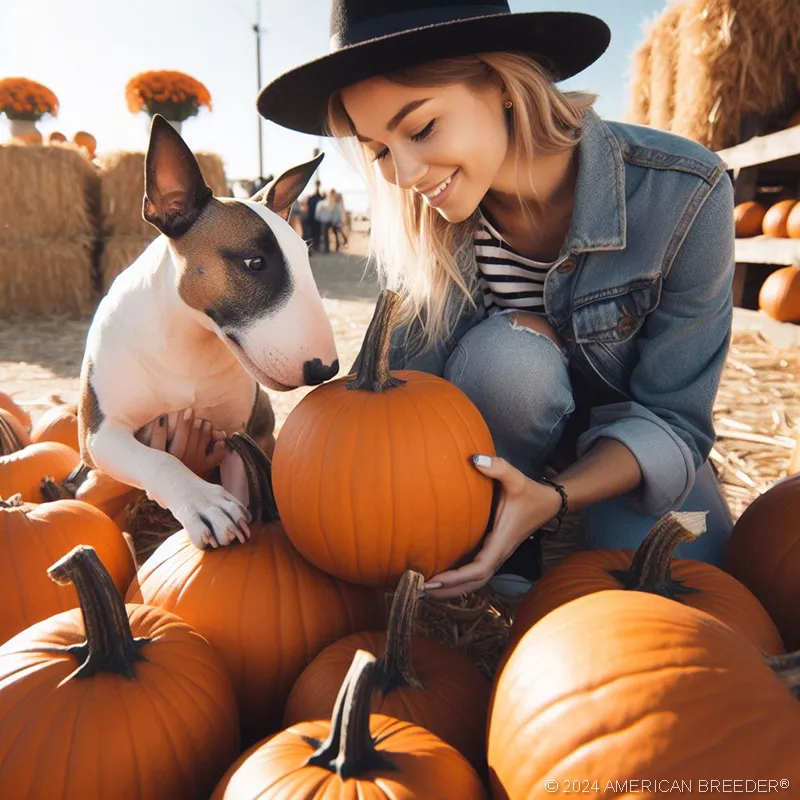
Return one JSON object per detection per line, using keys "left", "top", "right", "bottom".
{"left": 257, "top": 11, "right": 610, "bottom": 136}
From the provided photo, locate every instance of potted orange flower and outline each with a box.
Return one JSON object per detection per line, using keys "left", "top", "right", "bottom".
{"left": 125, "top": 70, "right": 212, "bottom": 134}
{"left": 0, "top": 77, "right": 59, "bottom": 142}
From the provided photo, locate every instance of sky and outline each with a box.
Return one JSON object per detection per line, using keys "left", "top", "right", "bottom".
{"left": 1, "top": 0, "right": 670, "bottom": 212}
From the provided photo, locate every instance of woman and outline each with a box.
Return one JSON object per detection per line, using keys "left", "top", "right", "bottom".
{"left": 256, "top": 0, "right": 736, "bottom": 599}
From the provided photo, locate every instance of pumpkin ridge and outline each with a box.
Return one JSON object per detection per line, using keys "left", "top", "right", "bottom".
{"left": 416, "top": 386, "right": 473, "bottom": 571}
{"left": 133, "top": 653, "right": 218, "bottom": 784}
{"left": 6, "top": 507, "right": 37, "bottom": 632}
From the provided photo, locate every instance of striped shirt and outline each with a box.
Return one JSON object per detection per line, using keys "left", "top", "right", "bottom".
{"left": 474, "top": 210, "right": 555, "bottom": 313}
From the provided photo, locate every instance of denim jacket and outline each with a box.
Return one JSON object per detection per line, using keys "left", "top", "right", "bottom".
{"left": 379, "top": 108, "right": 735, "bottom": 517}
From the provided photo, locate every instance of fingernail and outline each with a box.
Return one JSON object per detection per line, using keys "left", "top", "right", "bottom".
{"left": 423, "top": 581, "right": 443, "bottom": 590}
{"left": 193, "top": 418, "right": 202, "bottom": 429}
{"left": 183, "top": 408, "right": 192, "bottom": 421}
{"left": 158, "top": 416, "right": 166, "bottom": 427}
{"left": 472, "top": 454, "right": 492, "bottom": 468}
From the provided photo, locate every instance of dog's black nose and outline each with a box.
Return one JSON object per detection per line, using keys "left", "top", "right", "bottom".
{"left": 303, "top": 358, "right": 339, "bottom": 385}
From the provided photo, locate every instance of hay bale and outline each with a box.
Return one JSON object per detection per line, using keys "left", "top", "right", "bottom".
{"left": 648, "top": 3, "right": 683, "bottom": 131}
{"left": 96, "top": 151, "right": 230, "bottom": 239}
{"left": 0, "top": 236, "right": 95, "bottom": 317}
{"left": 626, "top": 34, "right": 653, "bottom": 124}
{"left": 0, "top": 144, "right": 99, "bottom": 241}
{"left": 98, "top": 234, "right": 159, "bottom": 293}
{"left": 673, "top": 0, "right": 800, "bottom": 150}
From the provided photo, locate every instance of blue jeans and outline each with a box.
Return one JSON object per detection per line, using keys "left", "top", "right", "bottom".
{"left": 407, "top": 312, "right": 733, "bottom": 566}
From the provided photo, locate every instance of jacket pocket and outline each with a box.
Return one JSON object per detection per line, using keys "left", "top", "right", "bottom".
{"left": 571, "top": 275, "right": 662, "bottom": 345}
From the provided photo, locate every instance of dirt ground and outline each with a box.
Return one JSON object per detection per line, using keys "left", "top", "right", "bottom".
{"left": 0, "top": 232, "right": 379, "bottom": 432}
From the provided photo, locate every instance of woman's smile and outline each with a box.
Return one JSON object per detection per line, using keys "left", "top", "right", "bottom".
{"left": 416, "top": 168, "right": 458, "bottom": 207}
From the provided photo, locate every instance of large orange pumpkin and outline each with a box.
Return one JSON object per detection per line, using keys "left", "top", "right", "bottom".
{"left": 212, "top": 650, "right": 487, "bottom": 799}
{"left": 0, "top": 392, "right": 31, "bottom": 432}
{"left": 508, "top": 511, "right": 783, "bottom": 656}
{"left": 0, "top": 440, "right": 80, "bottom": 502}
{"left": 72, "top": 130, "right": 96, "bottom": 158}
{"left": 786, "top": 200, "right": 800, "bottom": 239}
{"left": 758, "top": 266, "right": 800, "bottom": 322}
{"left": 0, "top": 546, "right": 239, "bottom": 798}
{"left": 726, "top": 474, "right": 800, "bottom": 649}
{"left": 0, "top": 495, "right": 135, "bottom": 643}
{"left": 284, "top": 569, "right": 491, "bottom": 771}
{"left": 733, "top": 201, "right": 766, "bottom": 238}
{"left": 127, "top": 434, "right": 385, "bottom": 745}
{"left": 762, "top": 199, "right": 797, "bottom": 238}
{"left": 489, "top": 591, "right": 800, "bottom": 798}
{"left": 0, "top": 408, "right": 30, "bottom": 455}
{"left": 273, "top": 290, "right": 495, "bottom": 587}
{"left": 30, "top": 401, "right": 79, "bottom": 451}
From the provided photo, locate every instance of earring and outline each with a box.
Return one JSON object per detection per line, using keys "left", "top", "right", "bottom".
{"left": 504, "top": 100, "right": 513, "bottom": 109}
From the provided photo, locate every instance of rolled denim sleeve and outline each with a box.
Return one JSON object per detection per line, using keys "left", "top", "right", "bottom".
{"left": 576, "top": 172, "right": 735, "bottom": 516}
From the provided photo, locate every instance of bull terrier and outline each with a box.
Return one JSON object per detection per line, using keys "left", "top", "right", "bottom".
{"left": 78, "top": 115, "right": 338, "bottom": 550}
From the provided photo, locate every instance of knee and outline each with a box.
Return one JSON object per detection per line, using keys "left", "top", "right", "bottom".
{"left": 443, "top": 314, "right": 574, "bottom": 421}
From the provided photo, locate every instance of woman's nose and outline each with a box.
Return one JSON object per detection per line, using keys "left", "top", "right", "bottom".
{"left": 392, "top": 150, "right": 426, "bottom": 191}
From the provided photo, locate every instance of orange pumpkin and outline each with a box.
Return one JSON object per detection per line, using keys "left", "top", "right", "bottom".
{"left": 0, "top": 495, "right": 135, "bottom": 642}
{"left": 273, "top": 290, "right": 495, "bottom": 587}
{"left": 726, "top": 474, "right": 800, "bottom": 649}
{"left": 212, "top": 650, "right": 487, "bottom": 800}
{"left": 0, "top": 545, "right": 239, "bottom": 798}
{"left": 786, "top": 200, "right": 800, "bottom": 239}
{"left": 733, "top": 201, "right": 766, "bottom": 238}
{"left": 284, "top": 570, "right": 491, "bottom": 771}
{"left": 0, "top": 441, "right": 80, "bottom": 503}
{"left": 0, "top": 392, "right": 31, "bottom": 432}
{"left": 127, "top": 433, "right": 385, "bottom": 745}
{"left": 489, "top": 592, "right": 800, "bottom": 798}
{"left": 72, "top": 130, "right": 96, "bottom": 158}
{"left": 30, "top": 401, "right": 79, "bottom": 451}
{"left": 508, "top": 512, "right": 783, "bottom": 657}
{"left": 0, "top": 408, "right": 30, "bottom": 455}
{"left": 762, "top": 199, "right": 797, "bottom": 238}
{"left": 47, "top": 130, "right": 67, "bottom": 144}
{"left": 758, "top": 266, "right": 800, "bottom": 321}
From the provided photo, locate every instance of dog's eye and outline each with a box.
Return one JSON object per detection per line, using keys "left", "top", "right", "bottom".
{"left": 243, "top": 257, "right": 265, "bottom": 271}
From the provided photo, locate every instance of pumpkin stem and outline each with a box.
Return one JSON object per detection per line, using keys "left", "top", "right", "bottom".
{"left": 376, "top": 569, "right": 424, "bottom": 693}
{"left": 40, "top": 476, "right": 72, "bottom": 502}
{"left": 224, "top": 432, "right": 279, "bottom": 524}
{"left": 40, "top": 463, "right": 92, "bottom": 502}
{"left": 610, "top": 511, "right": 707, "bottom": 598}
{"left": 347, "top": 289, "right": 407, "bottom": 393}
{"left": 306, "top": 650, "right": 397, "bottom": 778}
{"left": 0, "top": 493, "right": 25, "bottom": 509}
{"left": 47, "top": 545, "right": 147, "bottom": 679}
{"left": 767, "top": 651, "right": 800, "bottom": 699}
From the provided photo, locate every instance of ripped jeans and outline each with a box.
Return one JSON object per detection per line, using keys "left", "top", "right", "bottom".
{"left": 404, "top": 309, "right": 733, "bottom": 566}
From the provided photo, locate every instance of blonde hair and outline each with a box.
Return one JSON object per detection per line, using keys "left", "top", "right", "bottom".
{"left": 326, "top": 52, "right": 596, "bottom": 354}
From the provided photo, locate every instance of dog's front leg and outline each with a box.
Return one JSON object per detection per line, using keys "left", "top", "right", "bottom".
{"left": 88, "top": 421, "right": 250, "bottom": 549}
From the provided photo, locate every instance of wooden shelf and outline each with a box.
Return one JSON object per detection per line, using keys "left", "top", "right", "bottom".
{"left": 718, "top": 126, "right": 800, "bottom": 171}
{"left": 735, "top": 236, "right": 800, "bottom": 266}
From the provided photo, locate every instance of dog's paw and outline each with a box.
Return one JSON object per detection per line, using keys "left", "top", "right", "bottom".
{"left": 174, "top": 483, "right": 252, "bottom": 550}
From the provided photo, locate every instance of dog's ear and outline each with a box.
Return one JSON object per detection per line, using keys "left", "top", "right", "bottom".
{"left": 143, "top": 115, "right": 213, "bottom": 238}
{"left": 251, "top": 152, "right": 324, "bottom": 221}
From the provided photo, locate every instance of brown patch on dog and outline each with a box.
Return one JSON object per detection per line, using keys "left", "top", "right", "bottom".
{"left": 172, "top": 199, "right": 268, "bottom": 312}
{"left": 78, "top": 358, "right": 104, "bottom": 467}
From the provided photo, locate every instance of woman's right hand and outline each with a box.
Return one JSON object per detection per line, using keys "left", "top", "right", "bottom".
{"left": 135, "top": 408, "right": 229, "bottom": 479}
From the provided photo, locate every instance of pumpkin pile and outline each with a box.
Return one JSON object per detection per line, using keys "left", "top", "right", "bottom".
{"left": 3, "top": 291, "right": 800, "bottom": 796}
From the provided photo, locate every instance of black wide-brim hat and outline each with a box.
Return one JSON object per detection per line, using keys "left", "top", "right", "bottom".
{"left": 257, "top": 0, "right": 610, "bottom": 136}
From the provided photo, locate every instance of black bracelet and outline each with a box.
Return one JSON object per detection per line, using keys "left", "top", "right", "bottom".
{"left": 534, "top": 476, "right": 569, "bottom": 535}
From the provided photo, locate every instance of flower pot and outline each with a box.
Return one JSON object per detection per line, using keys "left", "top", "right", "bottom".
{"left": 8, "top": 119, "right": 41, "bottom": 144}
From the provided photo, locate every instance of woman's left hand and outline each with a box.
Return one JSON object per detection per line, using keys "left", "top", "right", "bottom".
{"left": 423, "top": 455, "right": 563, "bottom": 600}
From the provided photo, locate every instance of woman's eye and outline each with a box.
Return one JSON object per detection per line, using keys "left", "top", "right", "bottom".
{"left": 243, "top": 257, "right": 265, "bottom": 271}
{"left": 411, "top": 119, "right": 436, "bottom": 142}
